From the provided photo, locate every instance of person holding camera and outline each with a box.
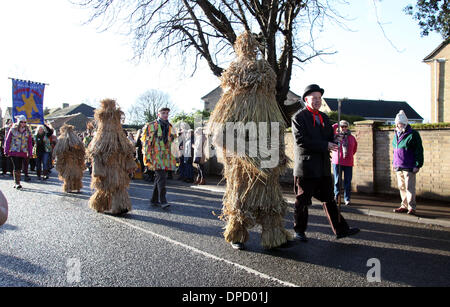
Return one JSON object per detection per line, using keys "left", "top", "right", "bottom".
{"left": 332, "top": 120, "right": 358, "bottom": 206}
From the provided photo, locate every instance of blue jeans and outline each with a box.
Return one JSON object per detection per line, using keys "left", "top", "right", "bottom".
{"left": 333, "top": 164, "right": 353, "bottom": 202}
{"left": 36, "top": 152, "right": 50, "bottom": 176}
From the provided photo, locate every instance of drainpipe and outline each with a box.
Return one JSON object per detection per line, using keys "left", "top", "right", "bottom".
{"left": 434, "top": 58, "right": 446, "bottom": 123}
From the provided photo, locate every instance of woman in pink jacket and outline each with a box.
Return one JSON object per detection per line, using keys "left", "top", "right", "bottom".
{"left": 4, "top": 115, "right": 33, "bottom": 189}
{"left": 332, "top": 120, "right": 357, "bottom": 205}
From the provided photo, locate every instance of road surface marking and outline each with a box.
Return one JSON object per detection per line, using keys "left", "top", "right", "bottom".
{"left": 106, "top": 215, "right": 299, "bottom": 287}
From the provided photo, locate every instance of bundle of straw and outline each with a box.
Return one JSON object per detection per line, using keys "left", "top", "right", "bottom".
{"left": 54, "top": 124, "right": 86, "bottom": 193}
{"left": 209, "top": 32, "right": 292, "bottom": 249}
{"left": 87, "top": 99, "right": 137, "bottom": 214}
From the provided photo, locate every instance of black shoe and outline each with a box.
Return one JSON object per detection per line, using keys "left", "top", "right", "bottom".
{"left": 111, "top": 209, "right": 129, "bottom": 216}
{"left": 231, "top": 242, "right": 245, "bottom": 250}
{"left": 336, "top": 228, "right": 360, "bottom": 239}
{"left": 161, "top": 203, "right": 171, "bottom": 209}
{"left": 16, "top": 184, "right": 22, "bottom": 189}
{"left": 24, "top": 176, "right": 31, "bottom": 182}
{"left": 151, "top": 201, "right": 160, "bottom": 207}
{"left": 294, "top": 232, "right": 308, "bottom": 242}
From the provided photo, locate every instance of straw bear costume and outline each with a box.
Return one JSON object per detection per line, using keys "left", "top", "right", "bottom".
{"left": 87, "top": 99, "right": 137, "bottom": 214}
{"left": 209, "top": 32, "right": 292, "bottom": 249}
{"left": 54, "top": 124, "right": 86, "bottom": 193}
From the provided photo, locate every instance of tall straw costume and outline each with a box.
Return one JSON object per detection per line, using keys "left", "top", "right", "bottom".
{"left": 87, "top": 99, "right": 137, "bottom": 214}
{"left": 54, "top": 124, "right": 86, "bottom": 193}
{"left": 209, "top": 32, "right": 292, "bottom": 249}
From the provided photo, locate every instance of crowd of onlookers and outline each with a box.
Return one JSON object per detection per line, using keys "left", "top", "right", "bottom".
{"left": 129, "top": 126, "right": 208, "bottom": 185}
{"left": 0, "top": 118, "right": 57, "bottom": 185}
{"left": 0, "top": 117, "right": 208, "bottom": 187}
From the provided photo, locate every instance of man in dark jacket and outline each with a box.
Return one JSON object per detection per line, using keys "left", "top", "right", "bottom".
{"left": 291, "top": 84, "right": 360, "bottom": 242}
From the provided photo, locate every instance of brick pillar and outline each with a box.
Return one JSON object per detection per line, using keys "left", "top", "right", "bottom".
{"left": 353, "top": 120, "right": 381, "bottom": 194}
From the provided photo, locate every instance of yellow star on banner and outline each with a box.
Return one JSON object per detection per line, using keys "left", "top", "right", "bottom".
{"left": 16, "top": 93, "right": 39, "bottom": 119}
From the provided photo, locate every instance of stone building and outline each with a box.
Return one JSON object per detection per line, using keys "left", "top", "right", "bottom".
{"left": 423, "top": 39, "right": 449, "bottom": 123}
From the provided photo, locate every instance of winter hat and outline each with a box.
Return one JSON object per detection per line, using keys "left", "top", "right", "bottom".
{"left": 339, "top": 120, "right": 350, "bottom": 127}
{"left": 15, "top": 115, "right": 27, "bottom": 123}
{"left": 395, "top": 110, "right": 408, "bottom": 125}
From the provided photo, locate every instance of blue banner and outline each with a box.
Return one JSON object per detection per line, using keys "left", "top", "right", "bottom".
{"left": 12, "top": 79, "right": 45, "bottom": 125}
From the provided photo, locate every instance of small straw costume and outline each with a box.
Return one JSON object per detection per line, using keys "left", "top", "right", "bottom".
{"left": 54, "top": 124, "right": 86, "bottom": 193}
{"left": 209, "top": 32, "right": 292, "bottom": 249}
{"left": 87, "top": 99, "right": 137, "bottom": 215}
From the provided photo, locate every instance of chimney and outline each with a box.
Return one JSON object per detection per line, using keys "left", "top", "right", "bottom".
{"left": 62, "top": 103, "right": 69, "bottom": 109}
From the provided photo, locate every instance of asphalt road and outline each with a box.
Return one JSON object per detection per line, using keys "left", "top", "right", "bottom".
{"left": 1, "top": 171, "right": 449, "bottom": 287}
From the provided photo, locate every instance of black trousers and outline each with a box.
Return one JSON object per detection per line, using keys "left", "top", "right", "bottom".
{"left": 151, "top": 170, "right": 167, "bottom": 204}
{"left": 294, "top": 176, "right": 349, "bottom": 235}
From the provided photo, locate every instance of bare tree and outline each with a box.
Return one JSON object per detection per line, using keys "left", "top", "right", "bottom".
{"left": 127, "top": 89, "right": 178, "bottom": 125}
{"left": 76, "top": 0, "right": 348, "bottom": 124}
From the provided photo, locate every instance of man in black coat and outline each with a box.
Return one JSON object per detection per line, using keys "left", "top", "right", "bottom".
{"left": 291, "top": 84, "right": 360, "bottom": 242}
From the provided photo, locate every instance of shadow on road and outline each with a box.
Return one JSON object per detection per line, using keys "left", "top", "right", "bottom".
{"left": 121, "top": 213, "right": 224, "bottom": 238}
{"left": 0, "top": 253, "right": 47, "bottom": 276}
{"left": 0, "top": 224, "right": 19, "bottom": 233}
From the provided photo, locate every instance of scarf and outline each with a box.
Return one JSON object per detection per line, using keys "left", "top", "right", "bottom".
{"left": 306, "top": 105, "right": 324, "bottom": 127}
{"left": 341, "top": 131, "right": 350, "bottom": 158}
{"left": 157, "top": 118, "right": 170, "bottom": 144}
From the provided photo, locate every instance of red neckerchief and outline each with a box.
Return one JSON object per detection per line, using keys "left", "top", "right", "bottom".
{"left": 306, "top": 105, "right": 324, "bottom": 127}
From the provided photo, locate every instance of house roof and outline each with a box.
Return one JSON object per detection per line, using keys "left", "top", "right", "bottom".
{"left": 47, "top": 103, "right": 95, "bottom": 119}
{"left": 201, "top": 87, "right": 223, "bottom": 102}
{"left": 47, "top": 113, "right": 91, "bottom": 135}
{"left": 324, "top": 98, "right": 423, "bottom": 120}
{"left": 423, "top": 39, "right": 450, "bottom": 62}
{"left": 201, "top": 86, "right": 301, "bottom": 105}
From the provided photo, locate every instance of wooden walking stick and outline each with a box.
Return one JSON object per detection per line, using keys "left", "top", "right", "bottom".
{"left": 337, "top": 99, "right": 343, "bottom": 222}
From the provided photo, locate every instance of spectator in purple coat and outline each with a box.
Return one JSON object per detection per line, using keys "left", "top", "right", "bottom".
{"left": 4, "top": 115, "right": 33, "bottom": 189}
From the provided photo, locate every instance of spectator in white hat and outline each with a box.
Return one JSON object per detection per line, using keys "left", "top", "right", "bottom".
{"left": 392, "top": 110, "right": 424, "bottom": 215}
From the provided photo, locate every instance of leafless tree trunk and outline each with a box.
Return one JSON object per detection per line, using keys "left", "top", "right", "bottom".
{"left": 126, "top": 89, "right": 178, "bottom": 125}
{"left": 77, "top": 0, "right": 346, "bottom": 124}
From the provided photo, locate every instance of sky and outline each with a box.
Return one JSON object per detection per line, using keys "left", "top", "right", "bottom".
{"left": 0, "top": 0, "right": 445, "bottom": 123}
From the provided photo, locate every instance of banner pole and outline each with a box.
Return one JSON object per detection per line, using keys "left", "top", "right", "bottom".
{"left": 8, "top": 77, "right": 49, "bottom": 86}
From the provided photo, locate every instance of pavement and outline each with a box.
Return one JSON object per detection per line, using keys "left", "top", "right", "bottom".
{"left": 187, "top": 175, "right": 450, "bottom": 229}
{"left": 1, "top": 170, "right": 450, "bottom": 287}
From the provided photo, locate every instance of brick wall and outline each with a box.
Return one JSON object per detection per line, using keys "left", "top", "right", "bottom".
{"left": 207, "top": 122, "right": 450, "bottom": 202}
{"left": 353, "top": 122, "right": 450, "bottom": 201}
{"left": 284, "top": 122, "right": 450, "bottom": 201}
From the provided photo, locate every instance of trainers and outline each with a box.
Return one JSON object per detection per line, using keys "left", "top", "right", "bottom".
{"left": 231, "top": 242, "right": 245, "bottom": 250}
{"left": 407, "top": 209, "right": 416, "bottom": 215}
{"left": 393, "top": 207, "right": 408, "bottom": 213}
{"left": 345, "top": 200, "right": 350, "bottom": 206}
{"left": 336, "top": 227, "right": 360, "bottom": 239}
{"left": 294, "top": 232, "right": 308, "bottom": 242}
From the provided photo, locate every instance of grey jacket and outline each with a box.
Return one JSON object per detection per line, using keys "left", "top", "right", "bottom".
{"left": 291, "top": 108, "right": 335, "bottom": 178}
